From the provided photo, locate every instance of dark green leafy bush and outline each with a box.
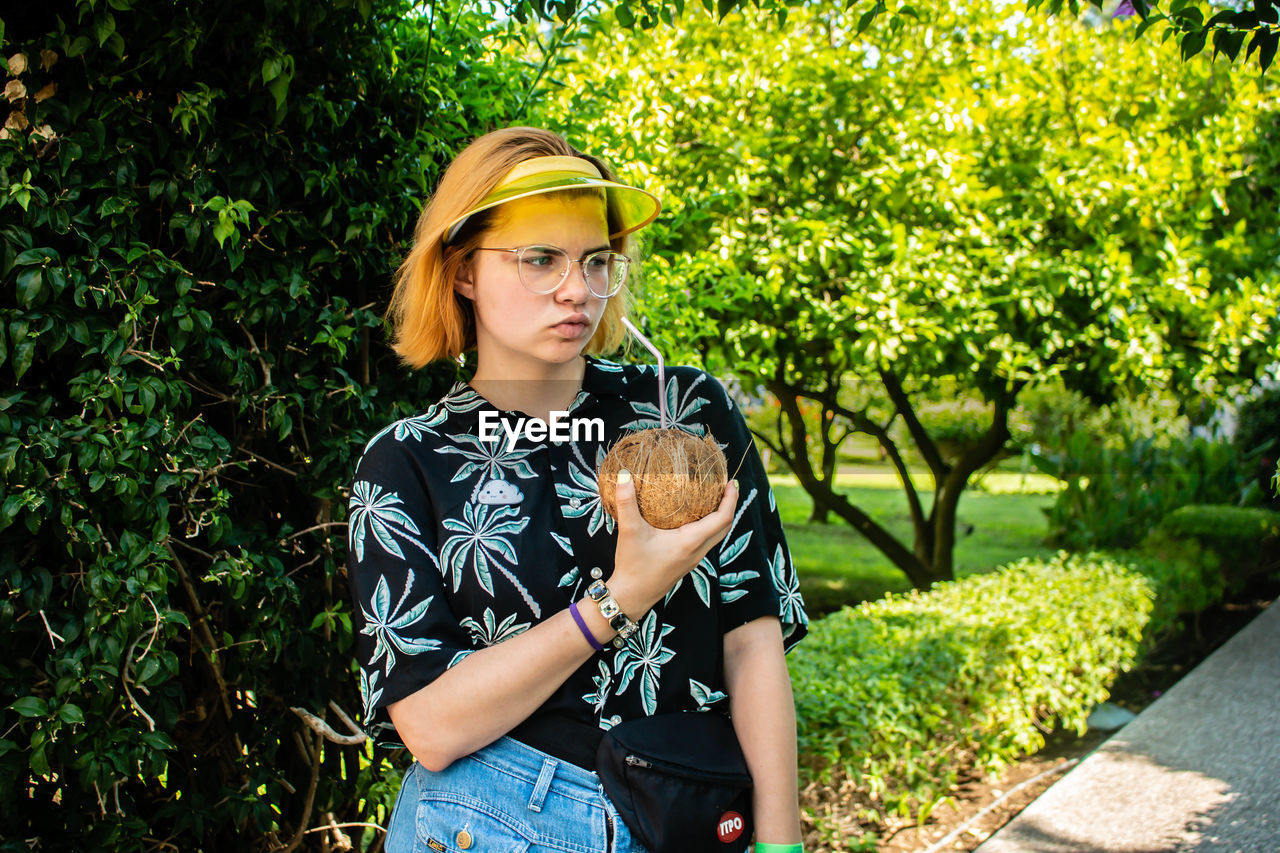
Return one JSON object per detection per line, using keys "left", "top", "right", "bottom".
{"left": 0, "top": 2, "right": 529, "bottom": 848}
{"left": 1143, "top": 504, "right": 1280, "bottom": 588}
{"left": 1235, "top": 385, "right": 1280, "bottom": 508}
{"left": 1033, "top": 429, "right": 1254, "bottom": 550}
{"left": 1160, "top": 503, "right": 1280, "bottom": 544}
{"left": 791, "top": 552, "right": 1154, "bottom": 842}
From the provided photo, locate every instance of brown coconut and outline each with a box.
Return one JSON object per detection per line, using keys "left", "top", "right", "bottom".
{"left": 597, "top": 428, "right": 728, "bottom": 529}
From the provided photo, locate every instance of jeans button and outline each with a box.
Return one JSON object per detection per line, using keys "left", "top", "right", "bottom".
{"left": 456, "top": 829, "right": 473, "bottom": 849}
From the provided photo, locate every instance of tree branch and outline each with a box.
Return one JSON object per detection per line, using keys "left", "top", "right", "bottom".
{"left": 290, "top": 702, "right": 367, "bottom": 746}
{"left": 278, "top": 731, "right": 323, "bottom": 853}
{"left": 769, "top": 378, "right": 934, "bottom": 587}
{"left": 164, "top": 541, "right": 236, "bottom": 723}
{"left": 881, "top": 367, "right": 947, "bottom": 481}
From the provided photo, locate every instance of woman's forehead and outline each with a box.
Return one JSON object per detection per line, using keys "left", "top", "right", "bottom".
{"left": 487, "top": 193, "right": 609, "bottom": 245}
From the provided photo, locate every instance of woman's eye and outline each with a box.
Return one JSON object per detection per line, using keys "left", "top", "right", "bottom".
{"left": 522, "top": 248, "right": 561, "bottom": 269}
{"left": 585, "top": 255, "right": 610, "bottom": 271}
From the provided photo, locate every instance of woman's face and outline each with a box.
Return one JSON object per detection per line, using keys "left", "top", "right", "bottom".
{"left": 455, "top": 192, "right": 612, "bottom": 376}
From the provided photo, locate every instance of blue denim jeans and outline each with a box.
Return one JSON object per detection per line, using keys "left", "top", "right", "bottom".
{"left": 384, "top": 736, "right": 649, "bottom": 853}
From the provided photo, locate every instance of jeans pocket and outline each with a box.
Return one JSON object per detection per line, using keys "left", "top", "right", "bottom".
{"left": 417, "top": 793, "right": 535, "bottom": 853}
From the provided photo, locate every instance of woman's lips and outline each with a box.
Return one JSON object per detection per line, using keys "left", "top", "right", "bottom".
{"left": 552, "top": 315, "right": 591, "bottom": 338}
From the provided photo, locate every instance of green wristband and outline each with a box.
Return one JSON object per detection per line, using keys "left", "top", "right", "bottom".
{"left": 753, "top": 844, "right": 803, "bottom": 853}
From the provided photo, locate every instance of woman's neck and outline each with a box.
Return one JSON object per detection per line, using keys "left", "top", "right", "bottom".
{"left": 469, "top": 356, "right": 587, "bottom": 421}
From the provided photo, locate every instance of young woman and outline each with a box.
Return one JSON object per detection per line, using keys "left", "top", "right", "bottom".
{"left": 347, "top": 127, "right": 808, "bottom": 853}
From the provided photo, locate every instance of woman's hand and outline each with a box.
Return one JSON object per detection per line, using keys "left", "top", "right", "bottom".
{"left": 389, "top": 470, "right": 737, "bottom": 771}
{"left": 606, "top": 469, "right": 738, "bottom": 621}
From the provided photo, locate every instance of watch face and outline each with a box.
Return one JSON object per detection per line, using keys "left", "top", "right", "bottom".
{"left": 599, "top": 598, "right": 620, "bottom": 619}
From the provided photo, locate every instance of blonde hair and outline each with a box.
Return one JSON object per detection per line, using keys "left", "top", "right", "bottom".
{"left": 387, "top": 127, "right": 637, "bottom": 368}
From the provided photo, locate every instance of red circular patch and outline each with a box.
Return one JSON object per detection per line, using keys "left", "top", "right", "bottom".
{"left": 717, "top": 811, "right": 745, "bottom": 844}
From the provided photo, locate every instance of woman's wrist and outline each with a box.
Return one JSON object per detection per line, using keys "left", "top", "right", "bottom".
{"left": 568, "top": 600, "right": 605, "bottom": 651}
{"left": 601, "top": 569, "right": 657, "bottom": 625}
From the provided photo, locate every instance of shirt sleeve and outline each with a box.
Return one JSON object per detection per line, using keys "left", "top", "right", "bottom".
{"left": 696, "top": 369, "right": 809, "bottom": 652}
{"left": 346, "top": 431, "right": 474, "bottom": 746}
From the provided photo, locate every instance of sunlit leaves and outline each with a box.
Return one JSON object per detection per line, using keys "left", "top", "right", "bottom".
{"left": 536, "top": 0, "right": 1280, "bottom": 589}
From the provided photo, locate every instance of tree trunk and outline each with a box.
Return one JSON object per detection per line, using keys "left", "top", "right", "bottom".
{"left": 762, "top": 372, "right": 1020, "bottom": 594}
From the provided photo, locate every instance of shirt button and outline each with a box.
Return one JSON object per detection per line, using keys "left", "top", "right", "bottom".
{"left": 569, "top": 498, "right": 582, "bottom": 509}
{"left": 456, "top": 829, "right": 473, "bottom": 849}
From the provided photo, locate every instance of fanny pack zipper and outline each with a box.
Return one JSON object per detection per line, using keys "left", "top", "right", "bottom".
{"left": 623, "top": 753, "right": 750, "bottom": 785}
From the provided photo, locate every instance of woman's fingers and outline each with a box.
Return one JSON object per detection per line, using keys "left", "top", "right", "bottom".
{"left": 611, "top": 469, "right": 649, "bottom": 533}
{"left": 679, "top": 479, "right": 738, "bottom": 554}
{"left": 613, "top": 476, "right": 739, "bottom": 580}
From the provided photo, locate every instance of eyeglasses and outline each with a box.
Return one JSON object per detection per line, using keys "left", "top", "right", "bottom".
{"left": 473, "top": 245, "right": 632, "bottom": 299}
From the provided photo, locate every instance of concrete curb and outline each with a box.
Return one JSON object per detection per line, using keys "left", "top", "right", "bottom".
{"left": 974, "top": 601, "right": 1280, "bottom": 852}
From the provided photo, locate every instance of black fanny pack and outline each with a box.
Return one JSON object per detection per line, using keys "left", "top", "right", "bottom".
{"left": 595, "top": 712, "right": 754, "bottom": 853}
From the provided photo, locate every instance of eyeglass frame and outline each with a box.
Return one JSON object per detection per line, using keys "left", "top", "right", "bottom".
{"left": 471, "top": 244, "right": 632, "bottom": 299}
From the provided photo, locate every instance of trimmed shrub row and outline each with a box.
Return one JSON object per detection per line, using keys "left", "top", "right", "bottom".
{"left": 791, "top": 552, "right": 1162, "bottom": 844}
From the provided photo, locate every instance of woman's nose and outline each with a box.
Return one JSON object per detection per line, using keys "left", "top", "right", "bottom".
{"left": 556, "top": 260, "right": 592, "bottom": 301}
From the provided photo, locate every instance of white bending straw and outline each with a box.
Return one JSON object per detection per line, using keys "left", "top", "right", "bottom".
{"left": 620, "top": 316, "right": 668, "bottom": 429}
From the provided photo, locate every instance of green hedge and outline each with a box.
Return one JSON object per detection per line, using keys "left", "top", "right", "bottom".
{"left": 791, "top": 552, "right": 1157, "bottom": 843}
{"left": 1139, "top": 504, "right": 1280, "bottom": 601}
{"left": 1160, "top": 503, "right": 1280, "bottom": 545}
{"left": 0, "top": 2, "right": 531, "bottom": 849}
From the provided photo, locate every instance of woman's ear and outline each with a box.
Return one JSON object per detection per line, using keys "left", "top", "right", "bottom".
{"left": 453, "top": 257, "right": 475, "bottom": 300}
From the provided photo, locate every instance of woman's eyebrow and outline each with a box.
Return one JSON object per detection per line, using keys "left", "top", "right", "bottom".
{"left": 581, "top": 244, "right": 612, "bottom": 256}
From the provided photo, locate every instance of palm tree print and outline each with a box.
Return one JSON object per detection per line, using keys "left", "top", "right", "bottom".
{"left": 689, "top": 679, "right": 728, "bottom": 710}
{"left": 360, "top": 570, "right": 442, "bottom": 677}
{"left": 459, "top": 607, "right": 531, "bottom": 646}
{"left": 665, "top": 554, "right": 716, "bottom": 608}
{"left": 624, "top": 369, "right": 713, "bottom": 432}
{"left": 439, "top": 503, "right": 539, "bottom": 617}
{"left": 364, "top": 386, "right": 486, "bottom": 446}
{"left": 436, "top": 431, "right": 538, "bottom": 483}
{"left": 348, "top": 481, "right": 436, "bottom": 566}
{"left": 556, "top": 453, "right": 615, "bottom": 536}
{"left": 614, "top": 612, "right": 676, "bottom": 715}
{"left": 770, "top": 542, "right": 807, "bottom": 630}
{"left": 582, "top": 659, "right": 613, "bottom": 716}
{"left": 359, "top": 668, "right": 383, "bottom": 720}
{"left": 723, "top": 486, "right": 760, "bottom": 560}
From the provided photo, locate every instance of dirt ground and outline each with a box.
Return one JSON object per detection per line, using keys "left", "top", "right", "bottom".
{"left": 874, "top": 727, "right": 1109, "bottom": 852}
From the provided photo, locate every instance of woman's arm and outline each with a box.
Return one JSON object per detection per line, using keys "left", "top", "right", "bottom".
{"left": 389, "top": 474, "right": 738, "bottom": 771}
{"left": 724, "top": 615, "right": 803, "bottom": 846}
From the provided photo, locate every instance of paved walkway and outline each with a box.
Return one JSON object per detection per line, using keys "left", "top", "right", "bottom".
{"left": 975, "top": 601, "right": 1280, "bottom": 853}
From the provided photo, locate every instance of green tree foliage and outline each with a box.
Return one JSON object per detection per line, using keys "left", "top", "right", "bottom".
{"left": 609, "top": 0, "right": 1280, "bottom": 74}
{"left": 0, "top": 1, "right": 535, "bottom": 847}
{"left": 1234, "top": 383, "right": 1280, "bottom": 506}
{"left": 539, "top": 1, "right": 1280, "bottom": 590}
{"left": 1040, "top": 0, "right": 1280, "bottom": 73}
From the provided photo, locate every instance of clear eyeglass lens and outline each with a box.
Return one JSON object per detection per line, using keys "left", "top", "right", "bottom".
{"left": 516, "top": 246, "right": 629, "bottom": 298}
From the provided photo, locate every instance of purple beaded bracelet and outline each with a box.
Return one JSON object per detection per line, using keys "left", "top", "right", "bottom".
{"left": 568, "top": 600, "right": 605, "bottom": 652}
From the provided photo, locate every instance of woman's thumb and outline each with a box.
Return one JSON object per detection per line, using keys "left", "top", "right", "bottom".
{"left": 612, "top": 468, "right": 644, "bottom": 528}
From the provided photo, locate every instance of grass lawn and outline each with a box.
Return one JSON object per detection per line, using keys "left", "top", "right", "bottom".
{"left": 768, "top": 465, "right": 1059, "bottom": 616}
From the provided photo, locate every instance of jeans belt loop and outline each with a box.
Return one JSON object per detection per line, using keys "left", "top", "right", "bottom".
{"left": 528, "top": 757, "right": 557, "bottom": 813}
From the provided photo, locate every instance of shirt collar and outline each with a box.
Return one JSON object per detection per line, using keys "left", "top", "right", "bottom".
{"left": 580, "top": 354, "right": 630, "bottom": 400}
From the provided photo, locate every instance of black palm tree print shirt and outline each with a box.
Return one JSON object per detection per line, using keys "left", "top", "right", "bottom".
{"left": 347, "top": 355, "right": 808, "bottom": 746}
